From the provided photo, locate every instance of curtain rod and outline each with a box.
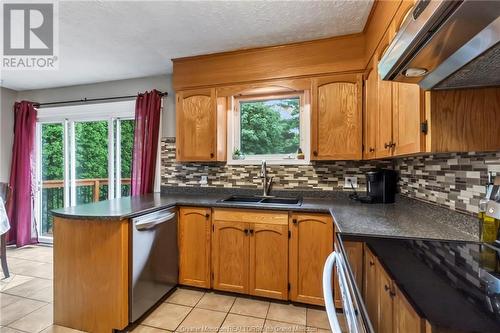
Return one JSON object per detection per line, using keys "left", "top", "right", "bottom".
{"left": 33, "top": 91, "right": 168, "bottom": 108}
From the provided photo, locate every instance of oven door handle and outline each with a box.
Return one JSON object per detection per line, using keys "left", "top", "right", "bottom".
{"left": 322, "top": 251, "right": 344, "bottom": 333}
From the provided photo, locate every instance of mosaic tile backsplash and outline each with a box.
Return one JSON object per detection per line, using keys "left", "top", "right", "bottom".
{"left": 160, "top": 138, "right": 500, "bottom": 216}
{"left": 396, "top": 152, "right": 500, "bottom": 215}
{"left": 160, "top": 139, "right": 392, "bottom": 192}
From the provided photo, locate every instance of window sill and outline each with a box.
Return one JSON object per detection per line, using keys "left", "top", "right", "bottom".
{"left": 227, "top": 159, "right": 311, "bottom": 166}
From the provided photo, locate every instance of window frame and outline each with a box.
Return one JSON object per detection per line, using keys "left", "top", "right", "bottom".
{"left": 227, "top": 91, "right": 310, "bottom": 165}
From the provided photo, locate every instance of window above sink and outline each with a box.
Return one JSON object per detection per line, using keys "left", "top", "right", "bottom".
{"left": 227, "top": 91, "right": 311, "bottom": 165}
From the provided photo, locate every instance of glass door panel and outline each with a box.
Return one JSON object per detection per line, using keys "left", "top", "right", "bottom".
{"left": 74, "top": 121, "right": 109, "bottom": 205}
{"left": 119, "top": 119, "right": 134, "bottom": 197}
{"left": 40, "top": 123, "right": 65, "bottom": 239}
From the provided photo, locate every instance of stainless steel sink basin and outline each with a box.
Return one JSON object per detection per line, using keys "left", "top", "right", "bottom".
{"left": 260, "top": 197, "right": 300, "bottom": 205}
{"left": 221, "top": 196, "right": 262, "bottom": 203}
{"left": 219, "top": 195, "right": 302, "bottom": 206}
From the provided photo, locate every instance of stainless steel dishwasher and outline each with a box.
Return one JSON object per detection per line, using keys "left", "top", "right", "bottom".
{"left": 130, "top": 207, "right": 178, "bottom": 323}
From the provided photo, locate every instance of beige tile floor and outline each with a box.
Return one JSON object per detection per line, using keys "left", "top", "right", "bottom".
{"left": 1, "top": 245, "right": 345, "bottom": 333}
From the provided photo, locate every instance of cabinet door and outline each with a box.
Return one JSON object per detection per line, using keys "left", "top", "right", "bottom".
{"left": 312, "top": 74, "right": 363, "bottom": 160}
{"left": 375, "top": 35, "right": 394, "bottom": 159}
{"left": 378, "top": 263, "right": 395, "bottom": 333}
{"left": 392, "top": 82, "right": 424, "bottom": 156}
{"left": 394, "top": 285, "right": 423, "bottom": 333}
{"left": 334, "top": 241, "right": 364, "bottom": 308}
{"left": 364, "top": 62, "right": 378, "bottom": 159}
{"left": 176, "top": 88, "right": 217, "bottom": 161}
{"left": 212, "top": 220, "right": 250, "bottom": 294}
{"left": 249, "top": 223, "right": 288, "bottom": 300}
{"left": 178, "top": 207, "right": 211, "bottom": 288}
{"left": 289, "top": 213, "right": 334, "bottom": 305}
{"left": 363, "top": 246, "right": 379, "bottom": 331}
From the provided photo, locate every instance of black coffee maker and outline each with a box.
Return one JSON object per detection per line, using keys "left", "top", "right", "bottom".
{"left": 352, "top": 169, "right": 398, "bottom": 204}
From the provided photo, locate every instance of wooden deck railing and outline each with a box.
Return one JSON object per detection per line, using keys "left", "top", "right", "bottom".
{"left": 42, "top": 178, "right": 131, "bottom": 202}
{"left": 40, "top": 178, "right": 132, "bottom": 236}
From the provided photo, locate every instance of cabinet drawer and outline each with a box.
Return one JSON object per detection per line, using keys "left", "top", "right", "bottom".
{"left": 213, "top": 209, "right": 288, "bottom": 225}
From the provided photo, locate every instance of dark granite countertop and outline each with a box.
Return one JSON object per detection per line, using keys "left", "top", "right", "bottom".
{"left": 339, "top": 234, "right": 500, "bottom": 333}
{"left": 52, "top": 188, "right": 480, "bottom": 242}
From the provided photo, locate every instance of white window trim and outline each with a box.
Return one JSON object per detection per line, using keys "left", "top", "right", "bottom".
{"left": 227, "top": 92, "right": 311, "bottom": 165}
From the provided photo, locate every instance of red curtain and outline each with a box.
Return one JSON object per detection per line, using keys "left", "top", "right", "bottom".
{"left": 7, "top": 101, "right": 38, "bottom": 247}
{"left": 131, "top": 90, "right": 162, "bottom": 196}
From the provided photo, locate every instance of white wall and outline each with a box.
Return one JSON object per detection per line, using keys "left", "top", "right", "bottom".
{"left": 0, "top": 87, "right": 17, "bottom": 182}
{"left": 17, "top": 74, "right": 176, "bottom": 136}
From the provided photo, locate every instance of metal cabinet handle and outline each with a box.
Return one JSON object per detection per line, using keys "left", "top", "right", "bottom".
{"left": 244, "top": 229, "right": 249, "bottom": 235}
{"left": 369, "top": 261, "right": 375, "bottom": 266}
{"left": 313, "top": 151, "right": 318, "bottom": 157}
{"left": 210, "top": 153, "right": 214, "bottom": 158}
{"left": 249, "top": 229, "right": 254, "bottom": 235}
{"left": 205, "top": 213, "right": 210, "bottom": 218}
{"left": 384, "top": 284, "right": 390, "bottom": 292}
{"left": 384, "top": 142, "right": 390, "bottom": 149}
{"left": 369, "top": 147, "right": 375, "bottom": 152}
{"left": 292, "top": 218, "right": 297, "bottom": 224}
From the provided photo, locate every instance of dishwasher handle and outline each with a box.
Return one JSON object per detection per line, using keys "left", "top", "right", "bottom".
{"left": 135, "top": 212, "right": 176, "bottom": 231}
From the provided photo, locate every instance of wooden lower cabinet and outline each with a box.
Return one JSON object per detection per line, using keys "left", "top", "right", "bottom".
{"left": 179, "top": 208, "right": 334, "bottom": 305}
{"left": 212, "top": 209, "right": 289, "bottom": 299}
{"left": 212, "top": 220, "right": 250, "bottom": 294}
{"left": 289, "top": 213, "right": 334, "bottom": 305}
{"left": 363, "top": 244, "right": 426, "bottom": 333}
{"left": 178, "top": 207, "right": 212, "bottom": 288}
{"left": 249, "top": 223, "right": 289, "bottom": 299}
{"left": 334, "top": 241, "right": 364, "bottom": 308}
{"left": 378, "top": 263, "right": 395, "bottom": 333}
{"left": 394, "top": 284, "right": 424, "bottom": 333}
{"left": 363, "top": 245, "right": 379, "bottom": 329}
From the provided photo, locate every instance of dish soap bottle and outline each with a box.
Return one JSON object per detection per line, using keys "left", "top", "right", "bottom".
{"left": 480, "top": 172, "right": 497, "bottom": 243}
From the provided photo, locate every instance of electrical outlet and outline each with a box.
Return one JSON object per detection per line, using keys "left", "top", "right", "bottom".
{"left": 200, "top": 175, "right": 208, "bottom": 185}
{"left": 344, "top": 176, "right": 358, "bottom": 189}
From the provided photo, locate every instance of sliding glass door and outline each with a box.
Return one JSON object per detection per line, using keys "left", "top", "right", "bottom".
{"left": 73, "top": 120, "right": 110, "bottom": 205}
{"left": 38, "top": 122, "right": 65, "bottom": 239}
{"left": 35, "top": 101, "right": 136, "bottom": 243}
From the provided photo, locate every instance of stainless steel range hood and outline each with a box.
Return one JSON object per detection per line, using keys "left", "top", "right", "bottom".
{"left": 378, "top": 0, "right": 500, "bottom": 90}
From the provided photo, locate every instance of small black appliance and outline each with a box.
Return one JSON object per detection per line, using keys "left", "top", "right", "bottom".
{"left": 351, "top": 169, "right": 398, "bottom": 204}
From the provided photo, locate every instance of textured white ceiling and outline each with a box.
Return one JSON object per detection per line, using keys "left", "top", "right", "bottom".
{"left": 1, "top": 0, "right": 374, "bottom": 91}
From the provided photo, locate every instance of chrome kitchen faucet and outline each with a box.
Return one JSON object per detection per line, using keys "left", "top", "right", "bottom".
{"left": 259, "top": 160, "right": 274, "bottom": 197}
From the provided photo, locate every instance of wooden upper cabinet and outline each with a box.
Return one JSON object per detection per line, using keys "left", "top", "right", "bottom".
{"left": 425, "top": 87, "right": 500, "bottom": 153}
{"left": 289, "top": 213, "right": 333, "bottom": 305}
{"left": 392, "top": 82, "right": 425, "bottom": 156}
{"left": 212, "top": 220, "right": 250, "bottom": 294}
{"left": 312, "top": 74, "right": 363, "bottom": 160}
{"left": 249, "top": 223, "right": 288, "bottom": 300}
{"left": 176, "top": 88, "right": 218, "bottom": 162}
{"left": 375, "top": 36, "right": 394, "bottom": 159}
{"left": 364, "top": 63, "right": 378, "bottom": 159}
{"left": 178, "top": 207, "right": 212, "bottom": 288}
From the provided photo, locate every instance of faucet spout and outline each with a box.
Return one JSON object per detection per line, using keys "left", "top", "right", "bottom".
{"left": 260, "top": 160, "right": 273, "bottom": 197}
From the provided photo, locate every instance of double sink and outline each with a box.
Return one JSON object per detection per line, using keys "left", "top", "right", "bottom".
{"left": 219, "top": 195, "right": 302, "bottom": 206}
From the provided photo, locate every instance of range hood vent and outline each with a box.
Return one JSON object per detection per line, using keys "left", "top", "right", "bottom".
{"left": 378, "top": 0, "right": 500, "bottom": 90}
